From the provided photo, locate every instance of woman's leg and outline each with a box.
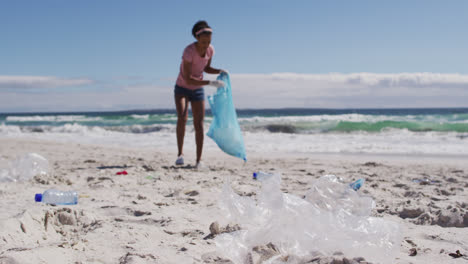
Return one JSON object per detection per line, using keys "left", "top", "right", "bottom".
{"left": 191, "top": 100, "right": 205, "bottom": 163}
{"left": 175, "top": 94, "right": 189, "bottom": 157}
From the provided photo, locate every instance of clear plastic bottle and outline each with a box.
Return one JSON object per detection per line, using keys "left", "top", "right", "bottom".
{"left": 35, "top": 189, "right": 78, "bottom": 205}
{"left": 253, "top": 171, "right": 274, "bottom": 180}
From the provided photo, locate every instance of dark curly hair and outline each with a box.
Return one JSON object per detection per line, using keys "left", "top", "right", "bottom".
{"left": 192, "top": 20, "right": 212, "bottom": 38}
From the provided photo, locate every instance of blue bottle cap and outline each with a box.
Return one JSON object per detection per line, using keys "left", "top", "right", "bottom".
{"left": 253, "top": 172, "right": 258, "bottom": 179}
{"left": 350, "top": 179, "right": 365, "bottom": 191}
{"left": 35, "top": 193, "right": 42, "bottom": 202}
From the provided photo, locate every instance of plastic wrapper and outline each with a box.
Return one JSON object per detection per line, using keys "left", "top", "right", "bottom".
{"left": 216, "top": 174, "right": 401, "bottom": 264}
{"left": 207, "top": 72, "right": 247, "bottom": 161}
{"left": 0, "top": 153, "right": 49, "bottom": 182}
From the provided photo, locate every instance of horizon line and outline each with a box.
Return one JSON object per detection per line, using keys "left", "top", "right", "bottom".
{"left": 1, "top": 106, "right": 468, "bottom": 115}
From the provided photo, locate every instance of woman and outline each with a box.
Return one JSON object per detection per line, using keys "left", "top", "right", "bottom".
{"left": 174, "top": 20, "right": 226, "bottom": 169}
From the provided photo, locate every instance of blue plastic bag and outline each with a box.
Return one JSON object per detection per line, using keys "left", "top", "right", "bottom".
{"left": 207, "top": 73, "right": 247, "bottom": 161}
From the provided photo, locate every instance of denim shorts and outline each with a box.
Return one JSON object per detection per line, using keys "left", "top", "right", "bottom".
{"left": 174, "top": 85, "right": 205, "bottom": 102}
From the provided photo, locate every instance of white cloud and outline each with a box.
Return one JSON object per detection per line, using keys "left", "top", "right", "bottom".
{"left": 231, "top": 72, "right": 468, "bottom": 92}
{"left": 0, "top": 84, "right": 173, "bottom": 112}
{"left": 0, "top": 76, "right": 94, "bottom": 89}
{"left": 227, "top": 72, "right": 468, "bottom": 108}
{"left": 0, "top": 72, "right": 467, "bottom": 112}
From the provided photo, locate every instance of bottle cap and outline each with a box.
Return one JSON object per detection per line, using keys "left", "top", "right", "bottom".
{"left": 253, "top": 172, "right": 258, "bottom": 179}
{"left": 35, "top": 193, "right": 42, "bottom": 202}
{"left": 350, "top": 179, "right": 365, "bottom": 191}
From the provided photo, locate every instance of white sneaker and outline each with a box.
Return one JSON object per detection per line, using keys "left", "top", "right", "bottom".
{"left": 175, "top": 155, "right": 184, "bottom": 165}
{"left": 194, "top": 161, "right": 206, "bottom": 170}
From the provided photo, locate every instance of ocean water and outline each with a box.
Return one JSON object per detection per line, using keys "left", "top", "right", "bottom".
{"left": 1, "top": 108, "right": 468, "bottom": 156}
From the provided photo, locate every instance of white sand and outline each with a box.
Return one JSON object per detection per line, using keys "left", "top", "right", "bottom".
{"left": 0, "top": 138, "right": 467, "bottom": 264}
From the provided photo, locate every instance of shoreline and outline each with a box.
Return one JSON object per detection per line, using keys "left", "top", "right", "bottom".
{"left": 2, "top": 137, "right": 468, "bottom": 167}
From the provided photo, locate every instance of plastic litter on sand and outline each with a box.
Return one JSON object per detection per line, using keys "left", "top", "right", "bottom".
{"left": 216, "top": 173, "right": 401, "bottom": 264}
{"left": 0, "top": 153, "right": 49, "bottom": 182}
{"left": 35, "top": 189, "right": 78, "bottom": 205}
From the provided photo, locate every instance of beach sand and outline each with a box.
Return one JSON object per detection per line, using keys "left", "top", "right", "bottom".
{"left": 0, "top": 138, "right": 467, "bottom": 264}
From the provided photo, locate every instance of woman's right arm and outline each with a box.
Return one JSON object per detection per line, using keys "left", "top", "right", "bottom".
{"left": 182, "top": 60, "right": 210, "bottom": 86}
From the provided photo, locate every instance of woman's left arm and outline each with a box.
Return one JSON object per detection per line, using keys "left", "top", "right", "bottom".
{"left": 204, "top": 58, "right": 222, "bottom": 74}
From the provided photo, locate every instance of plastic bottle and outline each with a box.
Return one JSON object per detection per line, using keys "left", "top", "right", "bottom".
{"left": 253, "top": 171, "right": 274, "bottom": 180}
{"left": 349, "top": 178, "right": 365, "bottom": 191}
{"left": 35, "top": 189, "right": 78, "bottom": 205}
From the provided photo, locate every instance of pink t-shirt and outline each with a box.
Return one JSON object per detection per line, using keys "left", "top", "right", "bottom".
{"left": 176, "top": 42, "right": 215, "bottom": 90}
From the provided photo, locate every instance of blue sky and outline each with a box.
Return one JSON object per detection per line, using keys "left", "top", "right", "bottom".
{"left": 1, "top": 1, "right": 468, "bottom": 112}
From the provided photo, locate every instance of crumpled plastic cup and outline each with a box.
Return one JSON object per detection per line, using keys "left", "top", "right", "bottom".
{"left": 216, "top": 173, "right": 401, "bottom": 264}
